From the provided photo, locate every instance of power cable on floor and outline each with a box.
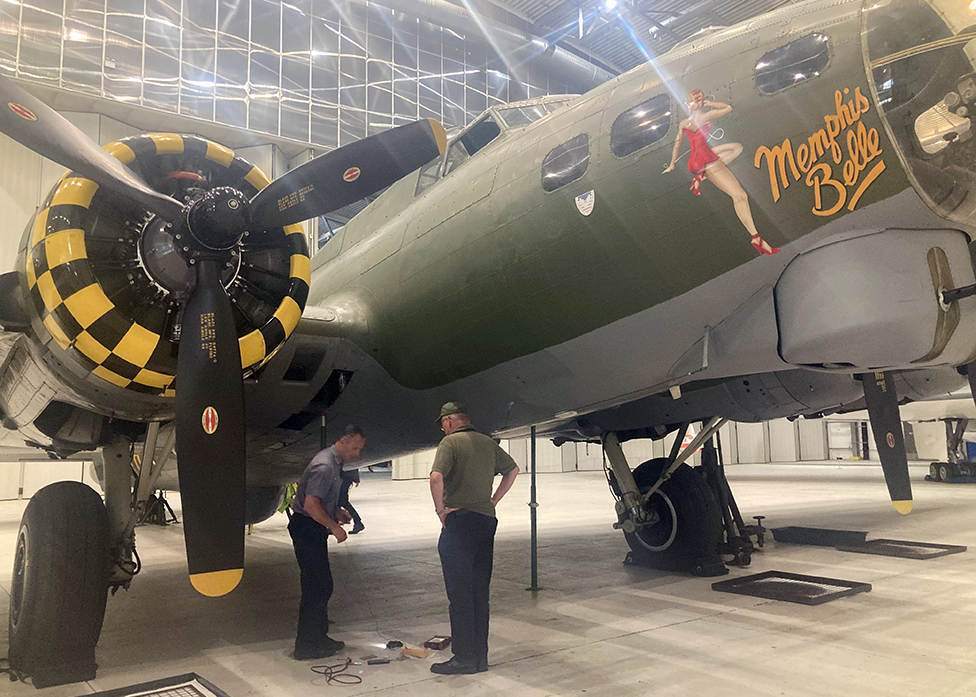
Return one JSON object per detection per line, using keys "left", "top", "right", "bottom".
{"left": 311, "top": 657, "right": 362, "bottom": 685}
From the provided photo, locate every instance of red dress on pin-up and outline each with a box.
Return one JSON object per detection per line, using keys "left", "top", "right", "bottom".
{"left": 685, "top": 121, "right": 719, "bottom": 195}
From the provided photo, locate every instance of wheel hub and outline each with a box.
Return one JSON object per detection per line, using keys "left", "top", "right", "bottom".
{"left": 634, "top": 490, "right": 678, "bottom": 552}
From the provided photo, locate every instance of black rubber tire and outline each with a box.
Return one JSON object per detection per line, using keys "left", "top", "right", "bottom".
{"left": 620, "top": 458, "right": 723, "bottom": 572}
{"left": 8, "top": 481, "right": 110, "bottom": 685}
{"left": 929, "top": 463, "right": 939, "bottom": 480}
{"left": 938, "top": 463, "right": 950, "bottom": 482}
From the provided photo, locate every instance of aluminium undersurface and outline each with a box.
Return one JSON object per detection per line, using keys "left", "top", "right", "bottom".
{"left": 1, "top": 462, "right": 975, "bottom": 696}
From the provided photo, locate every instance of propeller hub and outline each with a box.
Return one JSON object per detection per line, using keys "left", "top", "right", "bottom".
{"left": 138, "top": 217, "right": 240, "bottom": 299}
{"left": 187, "top": 186, "right": 251, "bottom": 251}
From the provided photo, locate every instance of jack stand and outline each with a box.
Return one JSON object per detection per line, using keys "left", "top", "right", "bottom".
{"left": 699, "top": 434, "right": 766, "bottom": 567}
{"left": 138, "top": 490, "right": 178, "bottom": 526}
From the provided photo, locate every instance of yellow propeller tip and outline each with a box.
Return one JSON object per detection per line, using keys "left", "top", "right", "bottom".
{"left": 190, "top": 568, "right": 243, "bottom": 597}
{"left": 892, "top": 500, "right": 913, "bottom": 515}
{"left": 428, "top": 119, "right": 448, "bottom": 154}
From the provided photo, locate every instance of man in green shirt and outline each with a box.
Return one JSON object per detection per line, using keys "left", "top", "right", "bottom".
{"left": 429, "top": 402, "right": 520, "bottom": 675}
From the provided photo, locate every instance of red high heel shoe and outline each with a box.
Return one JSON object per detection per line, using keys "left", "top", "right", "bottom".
{"left": 689, "top": 173, "right": 705, "bottom": 196}
{"left": 751, "top": 234, "right": 779, "bottom": 256}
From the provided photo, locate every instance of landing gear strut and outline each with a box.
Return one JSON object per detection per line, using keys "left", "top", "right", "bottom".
{"left": 603, "top": 421, "right": 727, "bottom": 576}
{"left": 603, "top": 420, "right": 768, "bottom": 575}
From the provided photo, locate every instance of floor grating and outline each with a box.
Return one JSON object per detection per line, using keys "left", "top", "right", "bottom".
{"left": 712, "top": 570, "right": 872, "bottom": 605}
{"left": 835, "top": 539, "right": 967, "bottom": 559}
{"left": 82, "top": 673, "right": 230, "bottom": 697}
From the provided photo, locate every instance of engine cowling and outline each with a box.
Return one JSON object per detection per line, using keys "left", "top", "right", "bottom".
{"left": 17, "top": 133, "right": 310, "bottom": 423}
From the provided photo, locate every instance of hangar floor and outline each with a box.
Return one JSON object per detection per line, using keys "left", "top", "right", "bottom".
{"left": 1, "top": 463, "right": 975, "bottom": 696}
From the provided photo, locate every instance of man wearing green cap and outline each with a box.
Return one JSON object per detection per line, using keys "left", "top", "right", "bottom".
{"left": 429, "top": 402, "right": 520, "bottom": 674}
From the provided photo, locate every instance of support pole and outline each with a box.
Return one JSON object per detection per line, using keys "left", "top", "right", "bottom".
{"left": 527, "top": 426, "right": 540, "bottom": 591}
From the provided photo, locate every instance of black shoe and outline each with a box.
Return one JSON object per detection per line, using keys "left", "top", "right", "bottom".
{"left": 294, "top": 646, "right": 329, "bottom": 661}
{"left": 295, "top": 637, "right": 344, "bottom": 660}
{"left": 431, "top": 656, "right": 479, "bottom": 675}
{"left": 350, "top": 523, "right": 365, "bottom": 534}
{"left": 322, "top": 636, "right": 345, "bottom": 653}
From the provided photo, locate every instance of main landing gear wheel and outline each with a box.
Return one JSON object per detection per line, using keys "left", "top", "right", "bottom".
{"left": 620, "top": 458, "right": 723, "bottom": 573}
{"left": 8, "top": 482, "right": 110, "bottom": 687}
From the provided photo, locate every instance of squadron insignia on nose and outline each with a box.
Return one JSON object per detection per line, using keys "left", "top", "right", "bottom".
{"left": 202, "top": 406, "right": 219, "bottom": 435}
{"left": 8, "top": 102, "right": 37, "bottom": 121}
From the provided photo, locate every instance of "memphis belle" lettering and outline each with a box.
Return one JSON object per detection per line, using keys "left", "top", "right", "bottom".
{"left": 754, "top": 86, "right": 886, "bottom": 216}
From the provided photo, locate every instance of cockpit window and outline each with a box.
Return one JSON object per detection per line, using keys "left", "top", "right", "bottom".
{"left": 459, "top": 116, "right": 501, "bottom": 157}
{"left": 443, "top": 140, "right": 470, "bottom": 176}
{"left": 755, "top": 33, "right": 830, "bottom": 95}
{"left": 415, "top": 156, "right": 442, "bottom": 197}
{"left": 497, "top": 104, "right": 548, "bottom": 128}
{"left": 442, "top": 115, "right": 502, "bottom": 177}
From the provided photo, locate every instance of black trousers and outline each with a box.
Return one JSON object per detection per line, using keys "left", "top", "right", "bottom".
{"left": 338, "top": 479, "right": 362, "bottom": 527}
{"left": 288, "top": 513, "right": 334, "bottom": 653}
{"left": 437, "top": 510, "right": 498, "bottom": 662}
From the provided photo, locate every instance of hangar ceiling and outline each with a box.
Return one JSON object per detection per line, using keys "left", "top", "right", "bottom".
{"left": 0, "top": 0, "right": 801, "bottom": 154}
{"left": 482, "top": 0, "right": 799, "bottom": 72}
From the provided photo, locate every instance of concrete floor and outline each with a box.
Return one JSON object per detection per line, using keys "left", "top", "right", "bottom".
{"left": 1, "top": 463, "right": 975, "bottom": 696}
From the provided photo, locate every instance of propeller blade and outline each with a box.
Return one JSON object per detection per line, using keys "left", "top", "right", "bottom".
{"left": 250, "top": 118, "right": 447, "bottom": 229}
{"left": 0, "top": 73, "right": 183, "bottom": 222}
{"left": 860, "top": 371, "right": 913, "bottom": 514}
{"left": 175, "top": 257, "right": 246, "bottom": 596}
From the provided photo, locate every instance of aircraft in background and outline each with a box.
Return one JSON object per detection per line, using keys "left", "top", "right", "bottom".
{"left": 2, "top": 0, "right": 976, "bottom": 686}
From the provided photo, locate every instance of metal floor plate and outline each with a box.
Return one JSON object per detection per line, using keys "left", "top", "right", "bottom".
{"left": 712, "top": 570, "right": 872, "bottom": 605}
{"left": 836, "top": 539, "right": 968, "bottom": 559}
{"left": 84, "top": 673, "right": 230, "bottom": 697}
{"left": 770, "top": 526, "right": 868, "bottom": 547}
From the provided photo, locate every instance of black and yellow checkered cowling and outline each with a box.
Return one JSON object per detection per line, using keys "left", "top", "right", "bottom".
{"left": 23, "top": 133, "right": 311, "bottom": 397}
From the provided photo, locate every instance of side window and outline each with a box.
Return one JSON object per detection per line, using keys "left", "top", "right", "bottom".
{"left": 541, "top": 134, "right": 590, "bottom": 192}
{"left": 415, "top": 156, "right": 442, "bottom": 197}
{"left": 610, "top": 94, "right": 671, "bottom": 158}
{"left": 755, "top": 33, "right": 830, "bottom": 95}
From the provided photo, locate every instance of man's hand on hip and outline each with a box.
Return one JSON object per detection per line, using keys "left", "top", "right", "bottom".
{"left": 437, "top": 507, "right": 460, "bottom": 528}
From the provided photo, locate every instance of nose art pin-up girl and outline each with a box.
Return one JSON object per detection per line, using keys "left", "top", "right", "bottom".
{"left": 663, "top": 89, "right": 778, "bottom": 256}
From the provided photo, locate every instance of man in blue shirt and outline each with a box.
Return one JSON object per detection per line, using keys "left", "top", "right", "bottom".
{"left": 289, "top": 425, "right": 366, "bottom": 660}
